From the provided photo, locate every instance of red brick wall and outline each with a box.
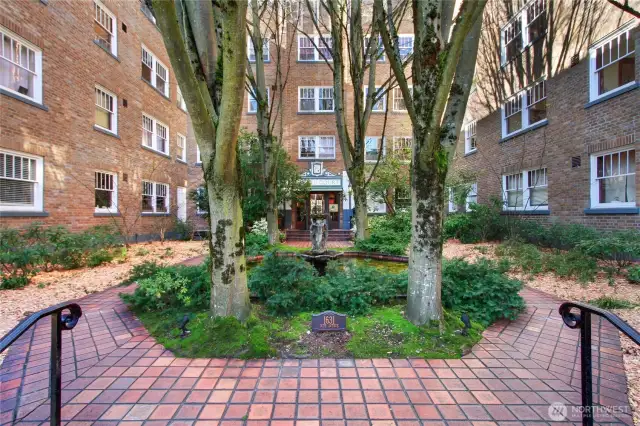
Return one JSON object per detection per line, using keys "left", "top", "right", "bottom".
{"left": 0, "top": 0, "right": 189, "bottom": 236}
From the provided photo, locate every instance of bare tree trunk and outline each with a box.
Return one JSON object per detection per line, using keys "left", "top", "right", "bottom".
{"left": 351, "top": 172, "right": 369, "bottom": 239}
{"left": 264, "top": 147, "right": 279, "bottom": 244}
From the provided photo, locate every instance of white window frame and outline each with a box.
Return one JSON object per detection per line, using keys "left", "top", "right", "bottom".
{"left": 297, "top": 34, "right": 333, "bottom": 62}
{"left": 177, "top": 86, "right": 186, "bottom": 112}
{"left": 94, "top": 85, "right": 118, "bottom": 134}
{"left": 364, "top": 136, "right": 385, "bottom": 163}
{"left": 466, "top": 182, "right": 478, "bottom": 211}
{"left": 93, "top": 0, "right": 117, "bottom": 56}
{"left": 141, "top": 113, "right": 170, "bottom": 155}
{"left": 0, "top": 27, "right": 43, "bottom": 104}
{"left": 501, "top": 79, "right": 547, "bottom": 137}
{"left": 176, "top": 133, "right": 186, "bottom": 162}
{"left": 590, "top": 147, "right": 636, "bottom": 209}
{"left": 588, "top": 22, "right": 637, "bottom": 102}
{"left": 141, "top": 44, "right": 170, "bottom": 97}
{"left": 94, "top": 170, "right": 118, "bottom": 213}
{"left": 141, "top": 180, "right": 170, "bottom": 214}
{"left": 448, "top": 188, "right": 458, "bottom": 213}
{"left": 196, "top": 186, "right": 207, "bottom": 215}
{"left": 0, "top": 149, "right": 44, "bottom": 213}
{"left": 393, "top": 136, "right": 412, "bottom": 163}
{"left": 364, "top": 36, "right": 385, "bottom": 62}
{"left": 364, "top": 86, "right": 387, "bottom": 112}
{"left": 298, "top": 86, "right": 334, "bottom": 112}
{"left": 196, "top": 145, "right": 202, "bottom": 164}
{"left": 502, "top": 168, "right": 548, "bottom": 211}
{"left": 298, "top": 136, "right": 336, "bottom": 160}
{"left": 248, "top": 37, "right": 270, "bottom": 62}
{"left": 248, "top": 87, "right": 270, "bottom": 113}
{"left": 397, "top": 35, "right": 414, "bottom": 61}
{"left": 464, "top": 121, "right": 477, "bottom": 154}
{"left": 392, "top": 86, "right": 412, "bottom": 112}
{"left": 500, "top": 0, "right": 546, "bottom": 65}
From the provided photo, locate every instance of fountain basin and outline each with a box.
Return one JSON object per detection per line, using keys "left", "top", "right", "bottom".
{"left": 299, "top": 250, "right": 344, "bottom": 275}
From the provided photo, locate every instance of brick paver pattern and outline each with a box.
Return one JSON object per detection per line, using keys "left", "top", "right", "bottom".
{"left": 0, "top": 283, "right": 634, "bottom": 425}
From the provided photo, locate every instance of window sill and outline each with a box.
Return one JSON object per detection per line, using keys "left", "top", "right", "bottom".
{"left": 584, "top": 82, "right": 639, "bottom": 109}
{"left": 501, "top": 209, "right": 550, "bottom": 215}
{"left": 0, "top": 89, "right": 49, "bottom": 111}
{"left": 464, "top": 150, "right": 478, "bottom": 157}
{"left": 94, "top": 212, "right": 121, "bottom": 217}
{"left": 500, "top": 119, "right": 548, "bottom": 143}
{"left": 1, "top": 211, "right": 50, "bottom": 217}
{"left": 93, "top": 40, "right": 120, "bottom": 62}
{"left": 141, "top": 145, "right": 171, "bottom": 158}
{"left": 297, "top": 111, "right": 335, "bottom": 115}
{"left": 584, "top": 207, "right": 639, "bottom": 215}
{"left": 176, "top": 159, "right": 187, "bottom": 165}
{"left": 141, "top": 78, "right": 171, "bottom": 101}
{"left": 296, "top": 60, "right": 332, "bottom": 64}
{"left": 94, "top": 125, "right": 120, "bottom": 139}
{"left": 249, "top": 60, "right": 271, "bottom": 64}
{"left": 196, "top": 161, "right": 202, "bottom": 166}
{"left": 141, "top": 212, "right": 171, "bottom": 217}
{"left": 298, "top": 158, "right": 336, "bottom": 162}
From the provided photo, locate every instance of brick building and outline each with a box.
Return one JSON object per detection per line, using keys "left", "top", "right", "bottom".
{"left": 187, "top": 2, "right": 415, "bottom": 233}
{"left": 0, "top": 0, "right": 190, "bottom": 239}
{"left": 450, "top": 0, "right": 639, "bottom": 230}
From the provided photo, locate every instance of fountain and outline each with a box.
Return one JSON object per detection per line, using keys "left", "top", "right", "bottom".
{"left": 299, "top": 210, "right": 343, "bottom": 275}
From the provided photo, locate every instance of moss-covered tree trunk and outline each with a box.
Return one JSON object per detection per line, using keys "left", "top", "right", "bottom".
{"left": 153, "top": 0, "right": 250, "bottom": 320}
{"left": 350, "top": 167, "right": 369, "bottom": 239}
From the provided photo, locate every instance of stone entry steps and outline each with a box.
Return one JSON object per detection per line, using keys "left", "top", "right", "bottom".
{"left": 285, "top": 229, "right": 353, "bottom": 241}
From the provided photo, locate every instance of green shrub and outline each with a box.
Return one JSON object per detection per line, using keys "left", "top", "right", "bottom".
{"left": 588, "top": 296, "right": 637, "bottom": 310}
{"left": 0, "top": 228, "right": 41, "bottom": 289}
{"left": 577, "top": 231, "right": 640, "bottom": 270}
{"left": 123, "top": 261, "right": 164, "bottom": 285}
{"left": 123, "top": 263, "right": 210, "bottom": 311}
{"left": 174, "top": 219, "right": 194, "bottom": 241}
{"left": 444, "top": 200, "right": 505, "bottom": 243}
{"left": 355, "top": 211, "right": 411, "bottom": 255}
{"left": 245, "top": 232, "right": 271, "bottom": 257}
{"left": 544, "top": 249, "right": 598, "bottom": 283}
{"left": 86, "top": 249, "right": 115, "bottom": 267}
{"left": 442, "top": 258, "right": 525, "bottom": 326}
{"left": 627, "top": 265, "right": 640, "bottom": 284}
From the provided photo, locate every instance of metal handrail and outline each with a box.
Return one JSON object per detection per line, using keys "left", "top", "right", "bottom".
{"left": 0, "top": 302, "right": 82, "bottom": 426}
{"left": 559, "top": 301, "right": 640, "bottom": 426}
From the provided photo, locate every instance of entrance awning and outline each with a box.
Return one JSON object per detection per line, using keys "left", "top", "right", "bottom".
{"left": 301, "top": 164, "right": 343, "bottom": 191}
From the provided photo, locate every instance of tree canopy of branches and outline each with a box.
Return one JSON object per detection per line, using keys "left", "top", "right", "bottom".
{"left": 151, "top": 0, "right": 250, "bottom": 320}
{"left": 375, "top": 0, "right": 486, "bottom": 325}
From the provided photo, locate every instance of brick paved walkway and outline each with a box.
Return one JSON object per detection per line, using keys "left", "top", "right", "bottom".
{"left": 0, "top": 284, "right": 634, "bottom": 425}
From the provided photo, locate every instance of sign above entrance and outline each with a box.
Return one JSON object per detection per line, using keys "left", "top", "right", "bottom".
{"left": 301, "top": 163, "right": 343, "bottom": 191}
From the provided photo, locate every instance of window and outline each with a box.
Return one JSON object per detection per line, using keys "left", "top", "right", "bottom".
{"left": 297, "top": 35, "right": 332, "bottom": 61}
{"left": 196, "top": 145, "right": 202, "bottom": 164}
{"left": 502, "top": 79, "right": 546, "bottom": 137}
{"left": 589, "top": 24, "right": 636, "bottom": 101}
{"left": 298, "top": 87, "right": 334, "bottom": 112}
{"left": 141, "top": 46, "right": 169, "bottom": 97}
{"left": 177, "top": 86, "right": 186, "bottom": 111}
{"left": 95, "top": 171, "right": 117, "bottom": 213}
{"left": 503, "top": 168, "right": 548, "bottom": 211}
{"left": 365, "top": 136, "right": 384, "bottom": 162}
{"left": 95, "top": 86, "right": 117, "bottom": 134}
{"left": 466, "top": 183, "right": 478, "bottom": 210}
{"left": 176, "top": 133, "right": 186, "bottom": 162}
{"left": 590, "top": 148, "right": 636, "bottom": 208}
{"left": 142, "top": 181, "right": 169, "bottom": 214}
{"left": 0, "top": 149, "right": 44, "bottom": 212}
{"left": 448, "top": 184, "right": 478, "bottom": 213}
{"left": 364, "top": 36, "right": 385, "bottom": 62}
{"left": 0, "top": 28, "right": 43, "bottom": 103}
{"left": 398, "top": 35, "right": 414, "bottom": 61}
{"left": 298, "top": 136, "right": 335, "bottom": 160}
{"left": 196, "top": 186, "right": 206, "bottom": 214}
{"left": 392, "top": 86, "right": 412, "bottom": 111}
{"left": 141, "top": 114, "right": 169, "bottom": 155}
{"left": 248, "top": 37, "right": 270, "bottom": 62}
{"left": 500, "top": 0, "right": 547, "bottom": 64}
{"left": 248, "top": 88, "right": 270, "bottom": 113}
{"left": 464, "top": 121, "right": 477, "bottom": 154}
{"left": 364, "top": 86, "right": 387, "bottom": 112}
{"left": 393, "top": 137, "right": 412, "bottom": 162}
{"left": 93, "top": 1, "right": 117, "bottom": 56}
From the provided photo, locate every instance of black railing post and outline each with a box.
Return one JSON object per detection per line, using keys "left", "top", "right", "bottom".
{"left": 580, "top": 309, "right": 593, "bottom": 426}
{"left": 50, "top": 311, "right": 62, "bottom": 426}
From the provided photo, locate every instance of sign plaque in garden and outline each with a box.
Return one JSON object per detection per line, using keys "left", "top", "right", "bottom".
{"left": 312, "top": 311, "right": 346, "bottom": 332}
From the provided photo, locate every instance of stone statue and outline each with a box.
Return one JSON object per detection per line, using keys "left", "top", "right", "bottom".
{"left": 310, "top": 216, "right": 327, "bottom": 253}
